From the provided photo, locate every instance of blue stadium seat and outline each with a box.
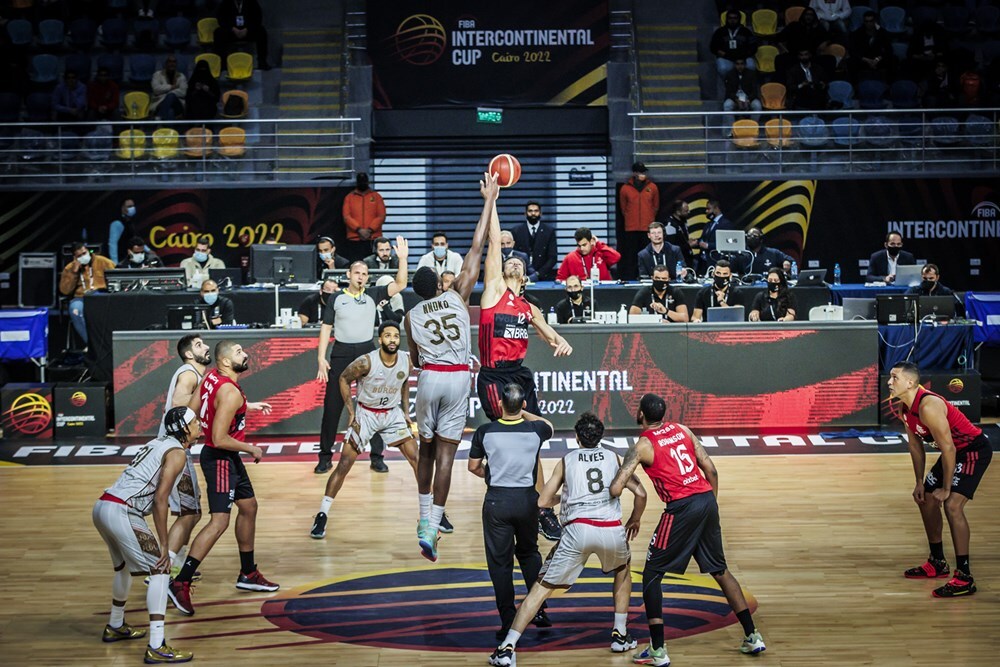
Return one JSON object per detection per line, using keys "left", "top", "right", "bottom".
{"left": 796, "top": 115, "right": 829, "bottom": 147}
{"left": 64, "top": 53, "right": 93, "bottom": 82}
{"left": 97, "top": 53, "right": 125, "bottom": 83}
{"left": 38, "top": 19, "right": 65, "bottom": 49}
{"left": 964, "top": 114, "right": 993, "bottom": 147}
{"left": 862, "top": 116, "right": 893, "bottom": 148}
{"left": 101, "top": 18, "right": 128, "bottom": 50}
{"left": 849, "top": 7, "right": 869, "bottom": 32}
{"left": 29, "top": 54, "right": 60, "bottom": 86}
{"left": 164, "top": 17, "right": 192, "bottom": 50}
{"left": 6, "top": 19, "right": 33, "bottom": 48}
{"left": 942, "top": 6, "right": 971, "bottom": 34}
{"left": 879, "top": 7, "right": 906, "bottom": 35}
{"left": 69, "top": 18, "right": 98, "bottom": 50}
{"left": 827, "top": 80, "right": 855, "bottom": 109}
{"left": 831, "top": 117, "right": 861, "bottom": 147}
{"left": 911, "top": 7, "right": 941, "bottom": 30}
{"left": 930, "top": 116, "right": 961, "bottom": 146}
{"left": 889, "top": 80, "right": 919, "bottom": 109}
{"left": 129, "top": 54, "right": 156, "bottom": 87}
{"left": 858, "top": 80, "right": 888, "bottom": 110}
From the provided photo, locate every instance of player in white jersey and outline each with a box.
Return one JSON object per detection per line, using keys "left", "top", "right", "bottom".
{"left": 404, "top": 172, "right": 500, "bottom": 560}
{"left": 92, "top": 406, "right": 200, "bottom": 664}
{"left": 488, "top": 413, "right": 647, "bottom": 667}
{"left": 310, "top": 321, "right": 418, "bottom": 538}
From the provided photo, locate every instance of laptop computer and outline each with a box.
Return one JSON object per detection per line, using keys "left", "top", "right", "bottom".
{"left": 796, "top": 268, "right": 827, "bottom": 286}
{"left": 716, "top": 230, "right": 746, "bottom": 253}
{"left": 842, "top": 297, "right": 876, "bottom": 321}
{"left": 209, "top": 268, "right": 243, "bottom": 288}
{"left": 706, "top": 305, "right": 745, "bottom": 322}
{"left": 876, "top": 294, "right": 916, "bottom": 325}
{"left": 918, "top": 295, "right": 957, "bottom": 321}
{"left": 894, "top": 264, "right": 924, "bottom": 287}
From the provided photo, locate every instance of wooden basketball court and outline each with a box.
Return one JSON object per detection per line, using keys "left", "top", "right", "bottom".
{"left": 1, "top": 450, "right": 998, "bottom": 666}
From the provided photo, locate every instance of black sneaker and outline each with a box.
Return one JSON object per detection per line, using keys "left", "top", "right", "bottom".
{"left": 370, "top": 458, "right": 388, "bottom": 473}
{"left": 439, "top": 512, "right": 454, "bottom": 534}
{"left": 933, "top": 570, "right": 977, "bottom": 598}
{"left": 314, "top": 459, "right": 332, "bottom": 474}
{"left": 310, "top": 512, "right": 327, "bottom": 539}
{"left": 610, "top": 629, "right": 637, "bottom": 652}
{"left": 488, "top": 644, "right": 515, "bottom": 667}
{"left": 904, "top": 558, "right": 950, "bottom": 579}
{"left": 531, "top": 609, "right": 552, "bottom": 628}
{"left": 538, "top": 508, "right": 562, "bottom": 541}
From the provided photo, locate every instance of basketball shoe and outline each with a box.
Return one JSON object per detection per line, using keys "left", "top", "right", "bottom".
{"left": 530, "top": 609, "right": 552, "bottom": 628}
{"left": 904, "top": 558, "right": 950, "bottom": 578}
{"left": 168, "top": 580, "right": 194, "bottom": 616}
{"left": 740, "top": 630, "right": 767, "bottom": 654}
{"left": 632, "top": 644, "right": 671, "bottom": 666}
{"left": 488, "top": 644, "right": 515, "bottom": 667}
{"left": 144, "top": 643, "right": 193, "bottom": 664}
{"left": 102, "top": 623, "right": 147, "bottom": 642}
{"left": 145, "top": 568, "right": 200, "bottom": 585}
{"left": 933, "top": 571, "right": 976, "bottom": 598}
{"left": 310, "top": 512, "right": 328, "bottom": 539}
{"left": 439, "top": 512, "right": 454, "bottom": 534}
{"left": 538, "top": 508, "right": 562, "bottom": 541}
{"left": 611, "top": 629, "right": 637, "bottom": 652}
{"left": 236, "top": 569, "right": 280, "bottom": 592}
{"left": 419, "top": 526, "right": 439, "bottom": 562}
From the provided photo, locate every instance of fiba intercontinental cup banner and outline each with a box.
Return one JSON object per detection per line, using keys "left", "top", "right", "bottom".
{"left": 366, "top": 0, "right": 610, "bottom": 108}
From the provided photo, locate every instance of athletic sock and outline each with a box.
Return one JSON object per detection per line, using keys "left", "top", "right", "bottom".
{"left": 176, "top": 556, "right": 201, "bottom": 583}
{"left": 109, "top": 603, "right": 126, "bottom": 628}
{"left": 148, "top": 620, "right": 165, "bottom": 649}
{"left": 418, "top": 493, "right": 433, "bottom": 522}
{"left": 957, "top": 555, "right": 970, "bottom": 576}
{"left": 174, "top": 545, "right": 187, "bottom": 567}
{"left": 736, "top": 609, "right": 755, "bottom": 637}
{"left": 429, "top": 504, "right": 445, "bottom": 533}
{"left": 319, "top": 495, "right": 333, "bottom": 515}
{"left": 613, "top": 612, "right": 628, "bottom": 635}
{"left": 929, "top": 541, "right": 945, "bottom": 562}
{"left": 501, "top": 628, "right": 522, "bottom": 648}
{"left": 239, "top": 550, "right": 255, "bottom": 575}
{"left": 649, "top": 623, "right": 664, "bottom": 650}
{"left": 168, "top": 550, "right": 178, "bottom": 569}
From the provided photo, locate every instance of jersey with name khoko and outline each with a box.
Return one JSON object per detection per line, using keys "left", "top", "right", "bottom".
{"left": 560, "top": 445, "right": 622, "bottom": 523}
{"left": 641, "top": 422, "right": 713, "bottom": 504}
{"left": 200, "top": 369, "right": 247, "bottom": 448}
{"left": 479, "top": 288, "right": 532, "bottom": 368}
{"left": 105, "top": 437, "right": 184, "bottom": 514}
{"left": 356, "top": 349, "right": 410, "bottom": 409}
{"left": 408, "top": 290, "right": 470, "bottom": 365}
{"left": 158, "top": 363, "right": 201, "bottom": 438}
{"left": 322, "top": 284, "right": 390, "bottom": 344}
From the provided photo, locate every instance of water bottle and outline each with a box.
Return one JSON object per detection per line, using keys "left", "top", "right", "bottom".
{"left": 547, "top": 306, "right": 557, "bottom": 325}
{"left": 675, "top": 260, "right": 683, "bottom": 282}
{"left": 589, "top": 261, "right": 600, "bottom": 284}
{"left": 617, "top": 304, "right": 628, "bottom": 324}
{"left": 791, "top": 261, "right": 798, "bottom": 280}
{"left": 131, "top": 101, "right": 138, "bottom": 119}
{"left": 834, "top": 262, "right": 842, "bottom": 285}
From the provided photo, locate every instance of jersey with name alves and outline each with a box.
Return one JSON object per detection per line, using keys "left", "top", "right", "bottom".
{"left": 199, "top": 368, "right": 247, "bottom": 449}
{"left": 479, "top": 288, "right": 532, "bottom": 368}
{"left": 903, "top": 386, "right": 982, "bottom": 450}
{"left": 560, "top": 446, "right": 623, "bottom": 524}
{"left": 641, "top": 422, "right": 713, "bottom": 504}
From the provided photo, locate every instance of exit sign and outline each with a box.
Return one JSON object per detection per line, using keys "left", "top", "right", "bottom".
{"left": 476, "top": 107, "right": 503, "bottom": 124}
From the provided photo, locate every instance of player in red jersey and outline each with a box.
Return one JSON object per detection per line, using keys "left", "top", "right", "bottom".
{"left": 888, "top": 362, "right": 992, "bottom": 597}
{"left": 477, "top": 185, "right": 572, "bottom": 541}
{"left": 167, "top": 340, "right": 277, "bottom": 616}
{"left": 611, "top": 393, "right": 765, "bottom": 666}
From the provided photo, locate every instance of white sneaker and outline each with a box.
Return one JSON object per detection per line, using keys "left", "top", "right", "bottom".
{"left": 740, "top": 630, "right": 766, "bottom": 655}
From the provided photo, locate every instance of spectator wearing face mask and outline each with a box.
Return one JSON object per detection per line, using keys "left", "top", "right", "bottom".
{"left": 629, "top": 265, "right": 689, "bottom": 323}
{"left": 298, "top": 276, "right": 340, "bottom": 325}
{"left": 197, "top": 279, "right": 235, "bottom": 329}
{"left": 691, "top": 260, "right": 744, "bottom": 323}
{"left": 60, "top": 241, "right": 116, "bottom": 345}
{"left": 316, "top": 236, "right": 350, "bottom": 278}
{"left": 499, "top": 230, "right": 537, "bottom": 283}
{"left": 905, "top": 263, "right": 965, "bottom": 317}
{"left": 730, "top": 228, "right": 794, "bottom": 277}
{"left": 418, "top": 232, "right": 463, "bottom": 276}
{"left": 866, "top": 232, "right": 915, "bottom": 284}
{"left": 116, "top": 236, "right": 164, "bottom": 269}
{"left": 180, "top": 235, "right": 226, "bottom": 289}
{"left": 555, "top": 275, "right": 593, "bottom": 324}
{"left": 749, "top": 268, "right": 797, "bottom": 322}
{"left": 108, "top": 198, "right": 138, "bottom": 265}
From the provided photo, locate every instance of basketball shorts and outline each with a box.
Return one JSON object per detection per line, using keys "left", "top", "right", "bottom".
{"left": 92, "top": 499, "right": 161, "bottom": 575}
{"left": 645, "top": 492, "right": 727, "bottom": 575}
{"left": 346, "top": 404, "right": 411, "bottom": 453}
{"left": 539, "top": 520, "right": 630, "bottom": 588}
{"left": 924, "top": 433, "right": 992, "bottom": 500}
{"left": 200, "top": 446, "right": 255, "bottom": 514}
{"left": 168, "top": 451, "right": 201, "bottom": 515}
{"left": 477, "top": 364, "right": 538, "bottom": 421}
{"left": 415, "top": 368, "right": 471, "bottom": 444}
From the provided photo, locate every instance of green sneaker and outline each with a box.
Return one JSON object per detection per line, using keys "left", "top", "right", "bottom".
{"left": 632, "top": 644, "right": 670, "bottom": 666}
{"left": 418, "top": 524, "right": 439, "bottom": 563}
{"left": 417, "top": 518, "right": 429, "bottom": 537}
{"left": 740, "top": 630, "right": 766, "bottom": 654}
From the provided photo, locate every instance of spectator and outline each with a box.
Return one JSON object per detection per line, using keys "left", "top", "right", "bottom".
{"left": 749, "top": 267, "right": 797, "bottom": 322}
{"left": 866, "top": 231, "right": 916, "bottom": 283}
{"left": 150, "top": 55, "right": 187, "bottom": 121}
{"left": 508, "top": 200, "right": 558, "bottom": 281}
{"left": 920, "top": 60, "right": 958, "bottom": 109}
{"left": 629, "top": 265, "right": 689, "bottom": 323}
{"left": 440, "top": 270, "right": 456, "bottom": 292}
{"left": 691, "top": 260, "right": 744, "bottom": 322}
{"left": 180, "top": 235, "right": 225, "bottom": 289}
{"left": 786, "top": 49, "right": 829, "bottom": 110}
{"left": 87, "top": 66, "right": 120, "bottom": 121}
{"left": 108, "top": 197, "right": 137, "bottom": 265}
{"left": 363, "top": 236, "right": 398, "bottom": 271}
{"left": 637, "top": 221, "right": 686, "bottom": 280}
{"left": 555, "top": 275, "right": 592, "bottom": 324}
{"left": 710, "top": 10, "right": 758, "bottom": 77}
{"left": 556, "top": 227, "right": 621, "bottom": 282}
{"left": 723, "top": 57, "right": 762, "bottom": 120}
{"left": 849, "top": 10, "right": 893, "bottom": 82}
{"left": 197, "top": 279, "right": 235, "bottom": 328}
{"left": 417, "top": 232, "right": 463, "bottom": 276}
{"left": 906, "top": 22, "right": 947, "bottom": 82}
{"left": 117, "top": 236, "right": 164, "bottom": 269}
{"left": 52, "top": 71, "right": 87, "bottom": 123}
{"left": 618, "top": 162, "right": 659, "bottom": 280}
{"left": 342, "top": 172, "right": 386, "bottom": 261}
{"left": 810, "top": 0, "right": 851, "bottom": 37}
{"left": 500, "top": 230, "right": 536, "bottom": 282}
{"left": 215, "top": 0, "right": 271, "bottom": 70}
{"left": 59, "top": 241, "right": 116, "bottom": 346}
{"left": 298, "top": 276, "right": 340, "bottom": 326}
{"left": 699, "top": 199, "right": 736, "bottom": 259}
{"left": 664, "top": 200, "right": 696, "bottom": 269}
{"left": 778, "top": 7, "right": 830, "bottom": 58}
{"left": 316, "top": 236, "right": 350, "bottom": 278}
{"left": 905, "top": 263, "right": 954, "bottom": 298}
{"left": 185, "top": 59, "right": 220, "bottom": 121}
{"left": 730, "top": 228, "right": 794, "bottom": 276}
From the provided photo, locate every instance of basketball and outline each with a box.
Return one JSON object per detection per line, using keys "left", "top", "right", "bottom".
{"left": 489, "top": 154, "right": 521, "bottom": 188}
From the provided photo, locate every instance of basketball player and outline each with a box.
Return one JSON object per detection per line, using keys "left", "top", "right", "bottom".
{"left": 168, "top": 340, "right": 276, "bottom": 616}
{"left": 489, "top": 413, "right": 647, "bottom": 667}
{"left": 310, "top": 321, "right": 418, "bottom": 538}
{"left": 611, "top": 393, "right": 765, "bottom": 666}
{"left": 888, "top": 361, "right": 992, "bottom": 597}
{"left": 405, "top": 172, "right": 499, "bottom": 561}
{"left": 93, "top": 406, "right": 199, "bottom": 664}
{"left": 477, "top": 178, "right": 573, "bottom": 541}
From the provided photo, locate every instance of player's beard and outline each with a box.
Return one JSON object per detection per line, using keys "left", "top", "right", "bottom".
{"left": 380, "top": 342, "right": 397, "bottom": 355}
{"left": 233, "top": 357, "right": 250, "bottom": 373}
{"left": 196, "top": 351, "right": 211, "bottom": 365}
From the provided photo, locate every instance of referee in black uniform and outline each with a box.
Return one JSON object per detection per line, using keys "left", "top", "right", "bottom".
{"left": 315, "top": 237, "right": 409, "bottom": 474}
{"left": 469, "top": 383, "right": 554, "bottom": 640}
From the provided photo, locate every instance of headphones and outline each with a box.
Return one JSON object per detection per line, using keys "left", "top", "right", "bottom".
{"left": 317, "top": 236, "right": 334, "bottom": 246}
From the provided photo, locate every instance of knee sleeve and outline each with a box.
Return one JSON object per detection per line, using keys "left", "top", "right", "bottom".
{"left": 146, "top": 573, "right": 169, "bottom": 615}
{"left": 641, "top": 569, "right": 664, "bottom": 621}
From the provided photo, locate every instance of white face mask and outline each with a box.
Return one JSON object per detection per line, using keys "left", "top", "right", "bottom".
{"left": 77, "top": 252, "right": 91, "bottom": 266}
{"left": 433, "top": 246, "right": 447, "bottom": 259}
{"left": 126, "top": 206, "right": 136, "bottom": 217}
{"left": 203, "top": 292, "right": 219, "bottom": 305}
{"left": 130, "top": 252, "right": 145, "bottom": 264}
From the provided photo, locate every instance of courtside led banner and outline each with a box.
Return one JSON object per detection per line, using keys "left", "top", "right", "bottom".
{"left": 366, "top": 0, "right": 609, "bottom": 108}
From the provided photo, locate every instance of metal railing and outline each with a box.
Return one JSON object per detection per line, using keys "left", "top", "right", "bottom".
{"left": 631, "top": 107, "right": 1000, "bottom": 177}
{"left": 0, "top": 116, "right": 360, "bottom": 185}
{"left": 610, "top": 9, "right": 641, "bottom": 111}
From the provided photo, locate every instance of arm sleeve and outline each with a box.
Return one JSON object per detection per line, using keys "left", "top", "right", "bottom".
{"left": 631, "top": 287, "right": 649, "bottom": 310}
{"left": 469, "top": 428, "right": 486, "bottom": 459}
{"left": 321, "top": 295, "right": 337, "bottom": 326}
{"left": 534, "top": 421, "right": 554, "bottom": 442}
{"left": 59, "top": 266, "right": 79, "bottom": 295}
{"left": 601, "top": 242, "right": 622, "bottom": 265}
{"left": 637, "top": 251, "right": 651, "bottom": 278}
{"left": 373, "top": 193, "right": 386, "bottom": 229}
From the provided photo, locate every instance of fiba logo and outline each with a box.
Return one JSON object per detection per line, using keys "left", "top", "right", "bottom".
{"left": 1, "top": 392, "right": 53, "bottom": 435}
{"left": 948, "top": 378, "right": 964, "bottom": 393}
{"left": 972, "top": 201, "right": 998, "bottom": 219}
{"left": 392, "top": 14, "right": 446, "bottom": 65}
{"left": 71, "top": 391, "right": 88, "bottom": 407}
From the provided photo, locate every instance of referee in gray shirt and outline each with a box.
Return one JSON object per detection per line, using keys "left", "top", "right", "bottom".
{"left": 315, "top": 237, "right": 409, "bottom": 474}
{"left": 469, "top": 383, "right": 554, "bottom": 641}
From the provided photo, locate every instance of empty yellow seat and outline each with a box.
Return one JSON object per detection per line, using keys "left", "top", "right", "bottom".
{"left": 152, "top": 128, "right": 179, "bottom": 160}
{"left": 732, "top": 120, "right": 760, "bottom": 149}
{"left": 217, "top": 126, "right": 246, "bottom": 158}
{"left": 184, "top": 127, "right": 213, "bottom": 158}
{"left": 197, "top": 17, "right": 219, "bottom": 46}
{"left": 752, "top": 9, "right": 778, "bottom": 37}
{"left": 765, "top": 118, "right": 793, "bottom": 148}
{"left": 760, "top": 82, "right": 787, "bottom": 110}
{"left": 227, "top": 52, "right": 253, "bottom": 83}
{"left": 756, "top": 45, "right": 778, "bottom": 73}
{"left": 117, "top": 129, "right": 146, "bottom": 159}
{"left": 194, "top": 52, "right": 221, "bottom": 79}
{"left": 785, "top": 7, "right": 805, "bottom": 25}
{"left": 122, "top": 91, "right": 150, "bottom": 120}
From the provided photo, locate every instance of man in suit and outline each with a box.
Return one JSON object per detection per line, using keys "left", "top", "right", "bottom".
{"left": 698, "top": 200, "right": 737, "bottom": 261}
{"left": 637, "top": 222, "right": 686, "bottom": 280}
{"left": 500, "top": 231, "right": 536, "bottom": 282}
{"left": 866, "top": 232, "right": 916, "bottom": 283}
{"left": 363, "top": 236, "right": 399, "bottom": 271}
{"left": 508, "top": 201, "right": 558, "bottom": 281}
{"left": 664, "top": 200, "right": 696, "bottom": 270}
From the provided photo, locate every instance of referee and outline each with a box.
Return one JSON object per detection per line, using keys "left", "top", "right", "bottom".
{"left": 468, "top": 383, "right": 554, "bottom": 641}
{"left": 315, "top": 237, "right": 409, "bottom": 474}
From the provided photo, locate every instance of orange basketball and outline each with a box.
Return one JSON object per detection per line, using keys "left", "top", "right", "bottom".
{"left": 489, "top": 154, "right": 521, "bottom": 188}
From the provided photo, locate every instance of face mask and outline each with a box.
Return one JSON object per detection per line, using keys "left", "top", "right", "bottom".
{"left": 747, "top": 236, "right": 763, "bottom": 250}
{"left": 203, "top": 292, "right": 219, "bottom": 305}
{"left": 566, "top": 289, "right": 582, "bottom": 300}
{"left": 193, "top": 251, "right": 209, "bottom": 263}
{"left": 126, "top": 206, "right": 136, "bottom": 217}
{"left": 887, "top": 246, "right": 901, "bottom": 258}
{"left": 768, "top": 282, "right": 780, "bottom": 293}
{"left": 319, "top": 252, "right": 332, "bottom": 261}
{"left": 433, "top": 246, "right": 447, "bottom": 259}
{"left": 652, "top": 280, "right": 669, "bottom": 291}
{"left": 77, "top": 252, "right": 91, "bottom": 266}
{"left": 526, "top": 214, "right": 540, "bottom": 224}
{"left": 714, "top": 276, "right": 729, "bottom": 289}
{"left": 130, "top": 252, "right": 145, "bottom": 264}
{"left": 501, "top": 249, "right": 512, "bottom": 259}
{"left": 921, "top": 279, "right": 935, "bottom": 291}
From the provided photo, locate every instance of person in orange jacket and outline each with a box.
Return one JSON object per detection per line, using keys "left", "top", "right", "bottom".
{"left": 556, "top": 227, "right": 621, "bottom": 282}
{"left": 619, "top": 162, "right": 659, "bottom": 280}
{"left": 342, "top": 172, "right": 386, "bottom": 261}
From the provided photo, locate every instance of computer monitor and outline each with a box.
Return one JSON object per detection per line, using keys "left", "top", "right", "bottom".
{"left": 842, "top": 297, "right": 876, "bottom": 321}
{"left": 895, "top": 264, "right": 924, "bottom": 287}
{"left": 706, "top": 305, "right": 745, "bottom": 322}
{"left": 716, "top": 230, "right": 746, "bottom": 253}
{"left": 250, "top": 244, "right": 316, "bottom": 284}
{"left": 166, "top": 305, "right": 211, "bottom": 330}
{"left": 105, "top": 268, "right": 187, "bottom": 292}
{"left": 918, "top": 295, "right": 957, "bottom": 321}
{"left": 796, "top": 268, "right": 827, "bottom": 286}
{"left": 876, "top": 294, "right": 916, "bottom": 325}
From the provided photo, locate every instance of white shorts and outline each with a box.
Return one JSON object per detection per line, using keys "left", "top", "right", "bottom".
{"left": 539, "top": 521, "right": 631, "bottom": 588}
{"left": 415, "top": 368, "right": 470, "bottom": 444}
{"left": 168, "top": 452, "right": 201, "bottom": 515}
{"left": 347, "top": 405, "right": 411, "bottom": 452}
{"left": 92, "top": 499, "right": 161, "bottom": 575}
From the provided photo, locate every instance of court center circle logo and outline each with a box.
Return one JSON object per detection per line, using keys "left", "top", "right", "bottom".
{"left": 261, "top": 564, "right": 756, "bottom": 652}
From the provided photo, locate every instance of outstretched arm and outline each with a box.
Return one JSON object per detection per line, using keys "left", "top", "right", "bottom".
{"left": 529, "top": 303, "right": 573, "bottom": 356}
{"left": 480, "top": 183, "right": 505, "bottom": 306}
{"left": 387, "top": 236, "right": 409, "bottom": 298}
{"left": 454, "top": 172, "right": 500, "bottom": 301}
